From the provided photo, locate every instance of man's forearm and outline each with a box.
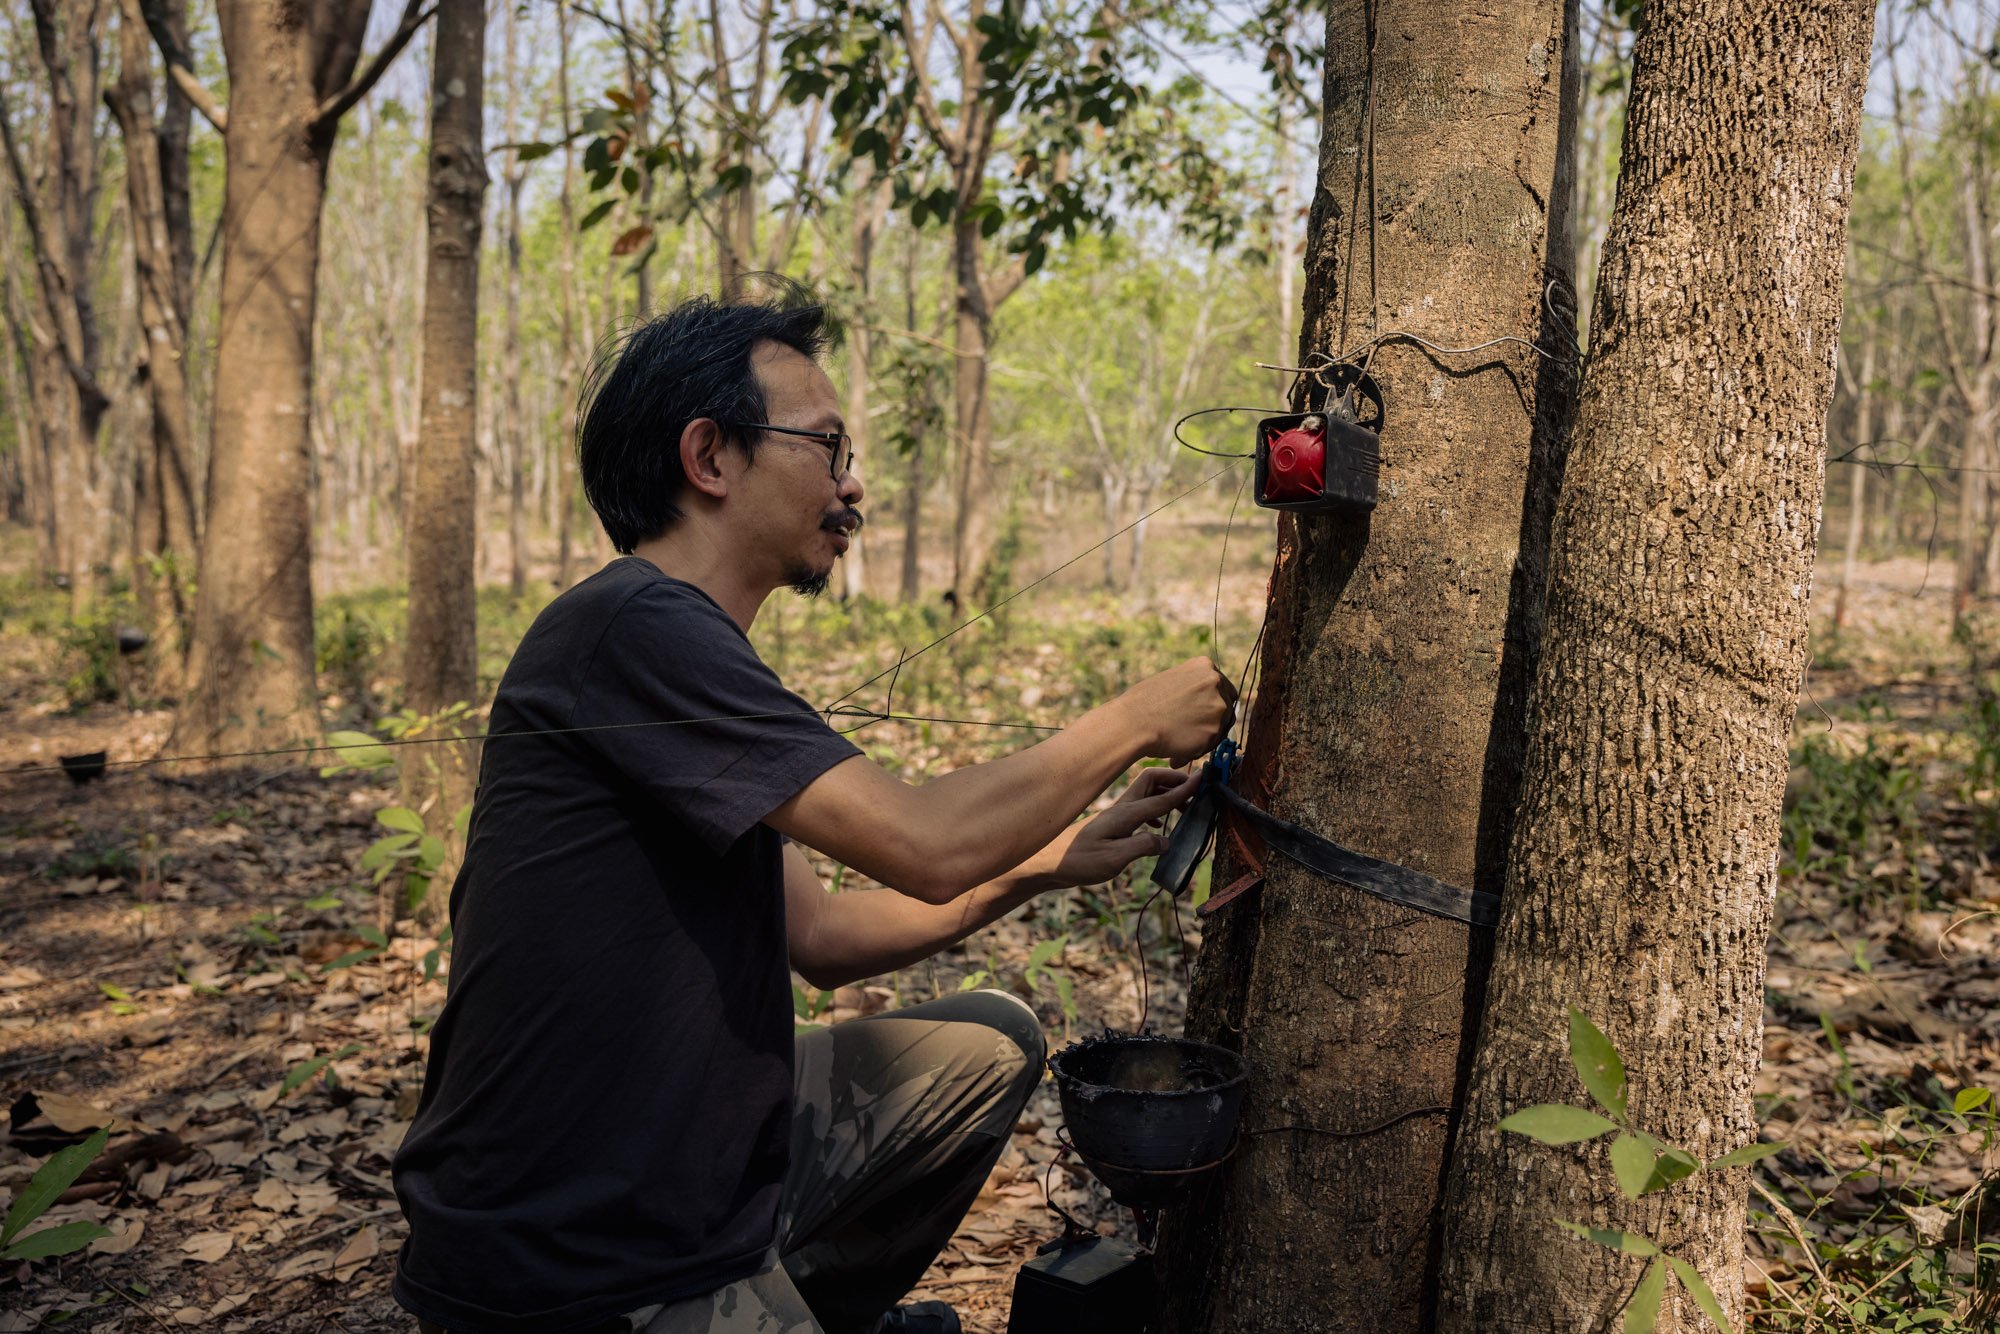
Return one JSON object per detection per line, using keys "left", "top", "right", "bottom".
{"left": 789, "top": 860, "right": 1065, "bottom": 991}
{"left": 774, "top": 697, "right": 1155, "bottom": 903}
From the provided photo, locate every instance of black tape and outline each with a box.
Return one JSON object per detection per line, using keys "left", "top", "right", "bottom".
{"left": 1150, "top": 786, "right": 1220, "bottom": 897}
{"left": 1210, "top": 781, "right": 1498, "bottom": 928}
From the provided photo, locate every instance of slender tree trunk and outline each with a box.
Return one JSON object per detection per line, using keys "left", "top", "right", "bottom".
{"left": 1274, "top": 96, "right": 1298, "bottom": 391}
{"left": 1160, "top": 4, "right": 1580, "bottom": 1330}
{"left": 555, "top": 0, "right": 585, "bottom": 589}
{"left": 1833, "top": 332, "right": 1877, "bottom": 632}
{"left": 402, "top": 0, "right": 487, "bottom": 919}
{"left": 900, "top": 230, "right": 924, "bottom": 603}
{"left": 842, "top": 168, "right": 887, "bottom": 602}
{"left": 1434, "top": 4, "right": 1873, "bottom": 1331}
{"left": 108, "top": 0, "right": 198, "bottom": 685}
{"left": 501, "top": 0, "right": 528, "bottom": 600}
{"left": 949, "top": 218, "right": 997, "bottom": 599}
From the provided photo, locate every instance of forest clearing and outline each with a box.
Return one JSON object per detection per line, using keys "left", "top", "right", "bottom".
{"left": 4, "top": 0, "right": 1999, "bottom": 1329}
{"left": 3, "top": 537, "right": 1998, "bottom": 1331}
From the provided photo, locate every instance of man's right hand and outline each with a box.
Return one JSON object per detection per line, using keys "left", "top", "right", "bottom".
{"left": 1117, "top": 657, "right": 1237, "bottom": 764}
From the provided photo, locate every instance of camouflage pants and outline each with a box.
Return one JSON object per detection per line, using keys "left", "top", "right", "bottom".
{"left": 424, "top": 990, "right": 1044, "bottom": 1334}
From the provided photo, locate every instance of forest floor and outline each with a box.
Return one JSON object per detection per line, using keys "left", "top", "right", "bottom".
{"left": 0, "top": 529, "right": 1996, "bottom": 1331}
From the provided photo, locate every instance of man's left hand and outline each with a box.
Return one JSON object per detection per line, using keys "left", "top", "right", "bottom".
{"left": 1041, "top": 766, "right": 1203, "bottom": 889}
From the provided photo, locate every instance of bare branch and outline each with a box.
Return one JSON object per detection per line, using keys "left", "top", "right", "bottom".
{"left": 312, "top": 0, "right": 436, "bottom": 134}
{"left": 900, "top": 0, "right": 962, "bottom": 164}
{"left": 135, "top": 0, "right": 226, "bottom": 133}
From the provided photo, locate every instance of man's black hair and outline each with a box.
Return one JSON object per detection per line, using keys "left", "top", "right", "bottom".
{"left": 577, "top": 279, "right": 830, "bottom": 554}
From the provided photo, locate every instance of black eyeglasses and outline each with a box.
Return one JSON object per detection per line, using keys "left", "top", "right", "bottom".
{"left": 723, "top": 421, "right": 855, "bottom": 479}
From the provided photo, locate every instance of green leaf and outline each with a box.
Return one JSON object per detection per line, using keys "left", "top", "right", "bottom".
{"left": 1569, "top": 1007, "right": 1628, "bottom": 1119}
{"left": 452, "top": 803, "right": 473, "bottom": 839}
{"left": 1652, "top": 1146, "right": 1699, "bottom": 1187}
{"left": 417, "top": 835, "right": 447, "bottom": 873}
{"left": 320, "top": 948, "right": 383, "bottom": 973}
{"left": 322, "top": 730, "right": 391, "bottom": 771}
{"left": 1556, "top": 1220, "right": 1658, "bottom": 1256}
{"left": 281, "top": 1043, "right": 363, "bottom": 1095}
{"left": 302, "top": 894, "right": 343, "bottom": 912}
{"left": 1707, "top": 1140, "right": 1785, "bottom": 1169}
{"left": 376, "top": 807, "right": 425, "bottom": 835}
{"left": 1, "top": 1128, "right": 109, "bottom": 1248}
{"left": 1609, "top": 1133, "right": 1656, "bottom": 1200}
{"left": 360, "top": 834, "right": 418, "bottom": 873}
{"left": 1954, "top": 1087, "right": 1992, "bottom": 1115}
{"left": 1625, "top": 1257, "right": 1667, "bottom": 1334}
{"left": 579, "top": 198, "right": 616, "bottom": 230}
{"left": 1023, "top": 933, "right": 1068, "bottom": 981}
{"left": 1666, "top": 1256, "right": 1734, "bottom": 1334}
{"left": 513, "top": 141, "right": 557, "bottom": 162}
{"left": 355, "top": 925, "right": 388, "bottom": 948}
{"left": 97, "top": 981, "right": 132, "bottom": 1003}
{"left": 1498, "top": 1104, "right": 1618, "bottom": 1145}
{"left": 0, "top": 1220, "right": 113, "bottom": 1261}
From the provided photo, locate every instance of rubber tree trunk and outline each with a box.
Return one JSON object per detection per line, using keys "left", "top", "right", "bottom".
{"left": 403, "top": 0, "right": 487, "bottom": 920}
{"left": 949, "top": 215, "right": 999, "bottom": 602}
{"left": 1433, "top": 4, "right": 1874, "bottom": 1331}
{"left": 170, "top": 0, "right": 379, "bottom": 755}
{"left": 1158, "top": 3, "right": 1580, "bottom": 1330}
{"left": 108, "top": 0, "right": 199, "bottom": 684}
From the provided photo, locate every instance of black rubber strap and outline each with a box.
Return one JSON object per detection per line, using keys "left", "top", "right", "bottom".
{"left": 1211, "top": 781, "right": 1499, "bottom": 928}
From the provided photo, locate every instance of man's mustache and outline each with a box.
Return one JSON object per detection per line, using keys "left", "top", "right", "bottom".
{"left": 822, "top": 507, "right": 865, "bottom": 534}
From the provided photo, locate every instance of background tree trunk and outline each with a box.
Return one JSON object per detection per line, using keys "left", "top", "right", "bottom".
{"left": 1159, "top": 2, "right": 1580, "bottom": 1330}
{"left": 108, "top": 0, "right": 199, "bottom": 684}
{"left": 500, "top": 0, "right": 528, "bottom": 600}
{"left": 403, "top": 0, "right": 487, "bottom": 918}
{"left": 168, "top": 0, "right": 427, "bottom": 755}
{"left": 1433, "top": 3, "right": 1874, "bottom": 1331}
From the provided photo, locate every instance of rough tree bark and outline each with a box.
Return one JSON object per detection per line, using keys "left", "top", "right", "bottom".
{"left": 1433, "top": 4, "right": 1875, "bottom": 1332}
{"left": 500, "top": 0, "right": 528, "bottom": 600}
{"left": 406, "top": 0, "right": 487, "bottom": 707}
{"left": 403, "top": 0, "right": 487, "bottom": 919}
{"left": 1159, "top": 3, "right": 1580, "bottom": 1330}
{"left": 161, "top": 0, "right": 429, "bottom": 755}
{"left": 553, "top": 0, "right": 594, "bottom": 590}
{"left": 841, "top": 163, "right": 893, "bottom": 602}
{"left": 107, "top": 0, "right": 199, "bottom": 678}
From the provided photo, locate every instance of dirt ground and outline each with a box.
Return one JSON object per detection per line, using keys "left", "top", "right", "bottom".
{"left": 1, "top": 545, "right": 1995, "bottom": 1330}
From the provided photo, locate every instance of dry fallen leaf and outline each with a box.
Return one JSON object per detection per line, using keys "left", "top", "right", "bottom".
{"left": 333, "top": 1224, "right": 379, "bottom": 1282}
{"left": 89, "top": 1217, "right": 145, "bottom": 1255}
{"left": 251, "top": 1178, "right": 297, "bottom": 1212}
{"left": 14, "top": 1089, "right": 149, "bottom": 1136}
{"left": 180, "top": 1230, "right": 234, "bottom": 1263}
{"left": 271, "top": 1249, "right": 335, "bottom": 1282}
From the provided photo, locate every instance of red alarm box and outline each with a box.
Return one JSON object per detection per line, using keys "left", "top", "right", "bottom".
{"left": 1254, "top": 367, "right": 1383, "bottom": 514}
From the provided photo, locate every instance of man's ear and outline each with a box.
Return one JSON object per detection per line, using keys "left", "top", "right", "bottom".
{"left": 679, "top": 418, "right": 732, "bottom": 502}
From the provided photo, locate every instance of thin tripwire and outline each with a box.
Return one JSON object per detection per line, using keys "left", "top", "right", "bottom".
{"left": 3, "top": 462, "right": 1243, "bottom": 781}
{"left": 0, "top": 708, "right": 1059, "bottom": 782}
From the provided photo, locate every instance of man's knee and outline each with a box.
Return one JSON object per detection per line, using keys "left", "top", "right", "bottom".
{"left": 959, "top": 988, "right": 1046, "bottom": 1088}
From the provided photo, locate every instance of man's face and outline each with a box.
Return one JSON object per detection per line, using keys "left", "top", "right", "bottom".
{"left": 733, "top": 342, "right": 864, "bottom": 597}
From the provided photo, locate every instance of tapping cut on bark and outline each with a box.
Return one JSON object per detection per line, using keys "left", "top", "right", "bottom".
{"left": 1159, "top": 2, "right": 1582, "bottom": 1330}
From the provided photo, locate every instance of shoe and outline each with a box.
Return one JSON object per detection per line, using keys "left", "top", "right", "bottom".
{"left": 868, "top": 1300, "right": 961, "bottom": 1334}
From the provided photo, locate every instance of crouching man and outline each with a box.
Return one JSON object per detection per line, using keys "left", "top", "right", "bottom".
{"left": 390, "top": 284, "right": 1234, "bottom": 1334}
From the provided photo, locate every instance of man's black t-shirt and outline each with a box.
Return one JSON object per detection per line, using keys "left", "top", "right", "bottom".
{"left": 392, "top": 558, "right": 861, "bottom": 1333}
